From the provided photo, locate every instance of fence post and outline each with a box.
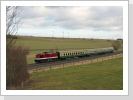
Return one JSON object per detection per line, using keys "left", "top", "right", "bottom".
{"left": 50, "top": 66, "right": 51, "bottom": 70}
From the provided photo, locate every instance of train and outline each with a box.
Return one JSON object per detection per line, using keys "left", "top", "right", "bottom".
{"left": 34, "top": 47, "right": 114, "bottom": 63}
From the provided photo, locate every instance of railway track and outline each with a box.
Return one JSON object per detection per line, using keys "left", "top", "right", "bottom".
{"left": 27, "top": 50, "right": 123, "bottom": 70}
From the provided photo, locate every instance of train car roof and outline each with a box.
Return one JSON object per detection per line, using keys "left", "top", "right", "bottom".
{"left": 59, "top": 47, "right": 114, "bottom": 53}
{"left": 59, "top": 49, "right": 86, "bottom": 53}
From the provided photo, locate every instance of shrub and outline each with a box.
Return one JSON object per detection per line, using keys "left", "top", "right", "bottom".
{"left": 112, "top": 40, "right": 121, "bottom": 52}
{"left": 6, "top": 44, "right": 30, "bottom": 88}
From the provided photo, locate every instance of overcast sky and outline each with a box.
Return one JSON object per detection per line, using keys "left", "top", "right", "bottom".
{"left": 17, "top": 6, "right": 123, "bottom": 39}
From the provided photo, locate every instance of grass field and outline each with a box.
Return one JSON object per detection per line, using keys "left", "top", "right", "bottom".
{"left": 16, "top": 36, "right": 123, "bottom": 64}
{"left": 17, "top": 36, "right": 114, "bottom": 50}
{"left": 24, "top": 57, "right": 123, "bottom": 90}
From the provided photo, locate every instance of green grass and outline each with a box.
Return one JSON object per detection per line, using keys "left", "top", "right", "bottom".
{"left": 16, "top": 36, "right": 123, "bottom": 64}
{"left": 24, "top": 57, "right": 123, "bottom": 90}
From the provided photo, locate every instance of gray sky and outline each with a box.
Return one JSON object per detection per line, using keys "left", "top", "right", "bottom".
{"left": 18, "top": 6, "right": 123, "bottom": 39}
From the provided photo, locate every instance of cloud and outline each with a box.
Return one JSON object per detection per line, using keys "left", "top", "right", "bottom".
{"left": 20, "top": 6, "right": 123, "bottom": 31}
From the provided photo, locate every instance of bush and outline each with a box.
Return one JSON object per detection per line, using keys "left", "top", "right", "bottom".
{"left": 6, "top": 44, "right": 30, "bottom": 88}
{"left": 112, "top": 40, "right": 121, "bottom": 52}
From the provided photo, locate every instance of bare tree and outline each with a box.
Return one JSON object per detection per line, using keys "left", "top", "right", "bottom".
{"left": 6, "top": 6, "right": 22, "bottom": 48}
{"left": 6, "top": 6, "right": 30, "bottom": 89}
{"left": 6, "top": 6, "right": 22, "bottom": 35}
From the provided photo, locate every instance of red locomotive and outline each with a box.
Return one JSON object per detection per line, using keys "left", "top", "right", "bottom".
{"left": 35, "top": 52, "right": 58, "bottom": 63}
